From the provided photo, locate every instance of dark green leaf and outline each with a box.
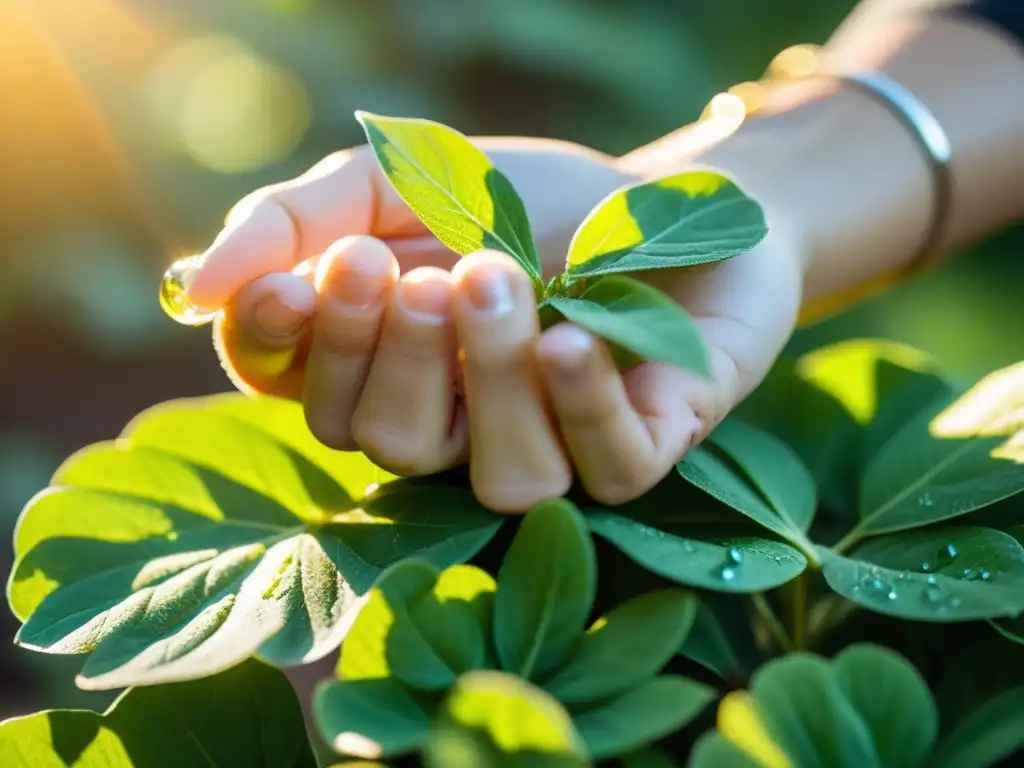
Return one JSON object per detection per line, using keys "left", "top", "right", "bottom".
{"left": 566, "top": 171, "right": 766, "bottom": 279}
{"left": 751, "top": 654, "right": 880, "bottom": 768}
{"left": 931, "top": 686, "right": 1024, "bottom": 768}
{"left": 546, "top": 275, "right": 709, "bottom": 374}
{"left": 543, "top": 589, "right": 697, "bottom": 705}
{"left": 587, "top": 511, "right": 806, "bottom": 593}
{"left": 9, "top": 395, "right": 501, "bottom": 689}
{"left": 572, "top": 675, "right": 715, "bottom": 759}
{"left": 314, "top": 677, "right": 432, "bottom": 759}
{"left": 357, "top": 112, "right": 542, "bottom": 281}
{"left": 678, "top": 600, "right": 742, "bottom": 680}
{"left": 849, "top": 395, "right": 1024, "bottom": 542}
{"left": 494, "top": 500, "right": 596, "bottom": 680}
{"left": 832, "top": 645, "right": 937, "bottom": 768}
{"left": 388, "top": 565, "right": 496, "bottom": 691}
{"left": 425, "top": 670, "right": 587, "bottom": 768}
{"left": 689, "top": 733, "right": 764, "bottom": 768}
{"left": 819, "top": 528, "right": 1024, "bottom": 621}
{"left": 0, "top": 660, "right": 315, "bottom": 767}
{"left": 620, "top": 746, "right": 681, "bottom": 767}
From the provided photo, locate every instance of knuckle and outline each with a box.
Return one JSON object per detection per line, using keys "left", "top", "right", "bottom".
{"left": 304, "top": 410, "right": 357, "bottom": 452}
{"left": 312, "top": 306, "right": 380, "bottom": 354}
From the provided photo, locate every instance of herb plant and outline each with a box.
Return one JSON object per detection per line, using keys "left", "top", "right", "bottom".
{"left": 3, "top": 114, "right": 1024, "bottom": 767}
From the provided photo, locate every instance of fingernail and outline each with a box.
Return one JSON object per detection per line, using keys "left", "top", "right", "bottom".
{"left": 319, "top": 245, "right": 391, "bottom": 308}
{"left": 464, "top": 262, "right": 515, "bottom": 315}
{"left": 255, "top": 293, "right": 309, "bottom": 337}
{"left": 541, "top": 324, "right": 593, "bottom": 374}
{"left": 397, "top": 269, "right": 453, "bottom": 322}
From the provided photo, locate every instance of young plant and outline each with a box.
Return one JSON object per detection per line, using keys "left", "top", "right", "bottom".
{"left": 355, "top": 111, "right": 768, "bottom": 375}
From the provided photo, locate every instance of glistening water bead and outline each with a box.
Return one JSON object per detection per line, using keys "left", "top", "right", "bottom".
{"left": 159, "top": 255, "right": 217, "bottom": 326}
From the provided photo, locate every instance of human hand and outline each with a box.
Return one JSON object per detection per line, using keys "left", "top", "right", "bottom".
{"left": 184, "top": 138, "right": 805, "bottom": 512}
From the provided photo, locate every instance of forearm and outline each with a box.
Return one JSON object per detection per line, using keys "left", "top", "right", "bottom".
{"left": 620, "top": 4, "right": 1024, "bottom": 305}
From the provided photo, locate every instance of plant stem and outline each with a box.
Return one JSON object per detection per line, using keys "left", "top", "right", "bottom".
{"left": 752, "top": 593, "right": 794, "bottom": 653}
{"left": 832, "top": 530, "right": 860, "bottom": 555}
{"left": 792, "top": 575, "right": 807, "bottom": 651}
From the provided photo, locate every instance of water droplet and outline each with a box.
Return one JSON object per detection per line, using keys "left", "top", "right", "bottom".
{"left": 922, "top": 580, "right": 946, "bottom": 605}
{"left": 918, "top": 492, "right": 935, "bottom": 507}
{"left": 859, "top": 574, "right": 897, "bottom": 601}
{"left": 963, "top": 568, "right": 992, "bottom": 582}
{"left": 773, "top": 556, "right": 782, "bottom": 564}
{"left": 720, "top": 566, "right": 737, "bottom": 582}
{"left": 726, "top": 547, "right": 743, "bottom": 565}
{"left": 922, "top": 561, "right": 933, "bottom": 573}
{"left": 926, "top": 574, "right": 938, "bottom": 585}
{"left": 159, "top": 255, "right": 216, "bottom": 326}
{"left": 922, "top": 543, "right": 959, "bottom": 574}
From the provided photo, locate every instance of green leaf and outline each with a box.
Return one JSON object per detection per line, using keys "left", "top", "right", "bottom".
{"left": 846, "top": 393, "right": 1024, "bottom": 544}
{"left": 750, "top": 653, "right": 881, "bottom": 768}
{"left": 565, "top": 171, "right": 767, "bottom": 279}
{"left": 689, "top": 733, "right": 764, "bottom": 768}
{"left": 543, "top": 589, "right": 697, "bottom": 705}
{"left": 356, "top": 112, "right": 542, "bottom": 281}
{"left": 678, "top": 420, "right": 817, "bottom": 556}
{"left": 572, "top": 675, "right": 715, "bottom": 759}
{"left": 931, "top": 686, "right": 1024, "bottom": 768}
{"left": 0, "top": 660, "right": 316, "bottom": 767}
{"left": 546, "top": 275, "right": 709, "bottom": 374}
{"left": 832, "top": 645, "right": 937, "bottom": 768}
{"left": 425, "top": 670, "right": 587, "bottom": 768}
{"left": 388, "top": 565, "right": 496, "bottom": 691}
{"left": 587, "top": 511, "right": 807, "bottom": 593}
{"left": 314, "top": 676, "right": 432, "bottom": 759}
{"left": 620, "top": 746, "right": 681, "bottom": 767}
{"left": 494, "top": 499, "right": 596, "bottom": 680}
{"left": 819, "top": 527, "right": 1024, "bottom": 621}
{"left": 8, "top": 395, "right": 502, "bottom": 689}
{"left": 677, "top": 600, "right": 742, "bottom": 680}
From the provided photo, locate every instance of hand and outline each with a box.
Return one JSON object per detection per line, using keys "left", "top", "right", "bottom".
{"left": 186, "top": 139, "right": 806, "bottom": 512}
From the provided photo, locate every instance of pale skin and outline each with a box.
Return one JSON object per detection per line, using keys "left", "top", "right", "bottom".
{"left": 186, "top": 2, "right": 1024, "bottom": 513}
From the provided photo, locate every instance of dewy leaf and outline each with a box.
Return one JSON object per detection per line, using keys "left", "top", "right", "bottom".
{"left": 425, "top": 670, "right": 587, "bottom": 768}
{"left": 0, "top": 659, "right": 316, "bottom": 768}
{"left": 572, "top": 675, "right": 716, "bottom": 759}
{"left": 8, "top": 394, "right": 502, "bottom": 689}
{"left": 566, "top": 171, "right": 767, "bottom": 279}
{"left": 832, "top": 645, "right": 938, "bottom": 768}
{"left": 931, "top": 686, "right": 1024, "bottom": 768}
{"left": 357, "top": 112, "right": 543, "bottom": 281}
{"left": 546, "top": 275, "right": 709, "bottom": 375}
{"left": 819, "top": 527, "right": 1024, "bottom": 621}
{"left": 314, "top": 676, "right": 433, "bottom": 760}
{"left": 543, "top": 589, "right": 697, "bottom": 706}
{"left": 494, "top": 499, "right": 597, "bottom": 680}
{"left": 587, "top": 511, "right": 807, "bottom": 594}
{"left": 849, "top": 394, "right": 1024, "bottom": 543}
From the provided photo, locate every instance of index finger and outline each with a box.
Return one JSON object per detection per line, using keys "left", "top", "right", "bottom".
{"left": 186, "top": 146, "right": 420, "bottom": 309}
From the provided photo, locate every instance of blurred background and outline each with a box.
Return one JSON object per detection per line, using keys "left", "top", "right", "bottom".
{"left": 2, "top": 0, "right": 1022, "bottom": 722}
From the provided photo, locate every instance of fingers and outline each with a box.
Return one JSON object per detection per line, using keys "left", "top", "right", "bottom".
{"left": 351, "top": 267, "right": 466, "bottom": 475}
{"left": 302, "top": 237, "right": 399, "bottom": 450}
{"left": 187, "top": 148, "right": 429, "bottom": 310}
{"left": 214, "top": 272, "right": 317, "bottom": 399}
{"left": 453, "top": 252, "right": 572, "bottom": 513}
{"left": 537, "top": 324, "right": 697, "bottom": 506}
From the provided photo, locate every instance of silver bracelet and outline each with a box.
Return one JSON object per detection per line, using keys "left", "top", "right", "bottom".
{"left": 832, "top": 70, "right": 953, "bottom": 268}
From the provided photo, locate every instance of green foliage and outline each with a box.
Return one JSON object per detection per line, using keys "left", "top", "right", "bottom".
{"left": 0, "top": 660, "right": 316, "bottom": 767}
{"left": 359, "top": 113, "right": 767, "bottom": 376}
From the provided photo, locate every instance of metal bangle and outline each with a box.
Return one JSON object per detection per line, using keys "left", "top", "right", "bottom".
{"left": 830, "top": 70, "right": 953, "bottom": 270}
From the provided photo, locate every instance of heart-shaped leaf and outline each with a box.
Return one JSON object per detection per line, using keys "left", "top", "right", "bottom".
{"left": 494, "top": 499, "right": 596, "bottom": 680}
{"left": 678, "top": 420, "right": 817, "bottom": 556}
{"left": 314, "top": 676, "right": 433, "bottom": 760}
{"left": 845, "top": 394, "right": 1024, "bottom": 545}
{"left": 543, "top": 589, "right": 697, "bottom": 705}
{"left": 0, "top": 660, "right": 316, "bottom": 767}
{"left": 425, "top": 670, "right": 587, "bottom": 768}
{"left": 587, "top": 511, "right": 807, "bottom": 593}
{"left": 572, "top": 675, "right": 715, "bottom": 759}
{"left": 566, "top": 171, "right": 766, "bottom": 279}
{"left": 819, "top": 528, "right": 1024, "bottom": 621}
{"left": 357, "top": 112, "right": 543, "bottom": 281}
{"left": 8, "top": 395, "right": 502, "bottom": 689}
{"left": 545, "top": 275, "right": 709, "bottom": 375}
{"left": 931, "top": 686, "right": 1024, "bottom": 768}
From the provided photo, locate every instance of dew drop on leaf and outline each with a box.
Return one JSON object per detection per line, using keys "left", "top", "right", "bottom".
{"left": 725, "top": 547, "right": 743, "bottom": 565}
{"left": 858, "top": 573, "right": 897, "bottom": 601}
{"left": 159, "top": 255, "right": 216, "bottom": 326}
{"left": 917, "top": 492, "right": 935, "bottom": 507}
{"left": 719, "top": 566, "right": 737, "bottom": 582}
